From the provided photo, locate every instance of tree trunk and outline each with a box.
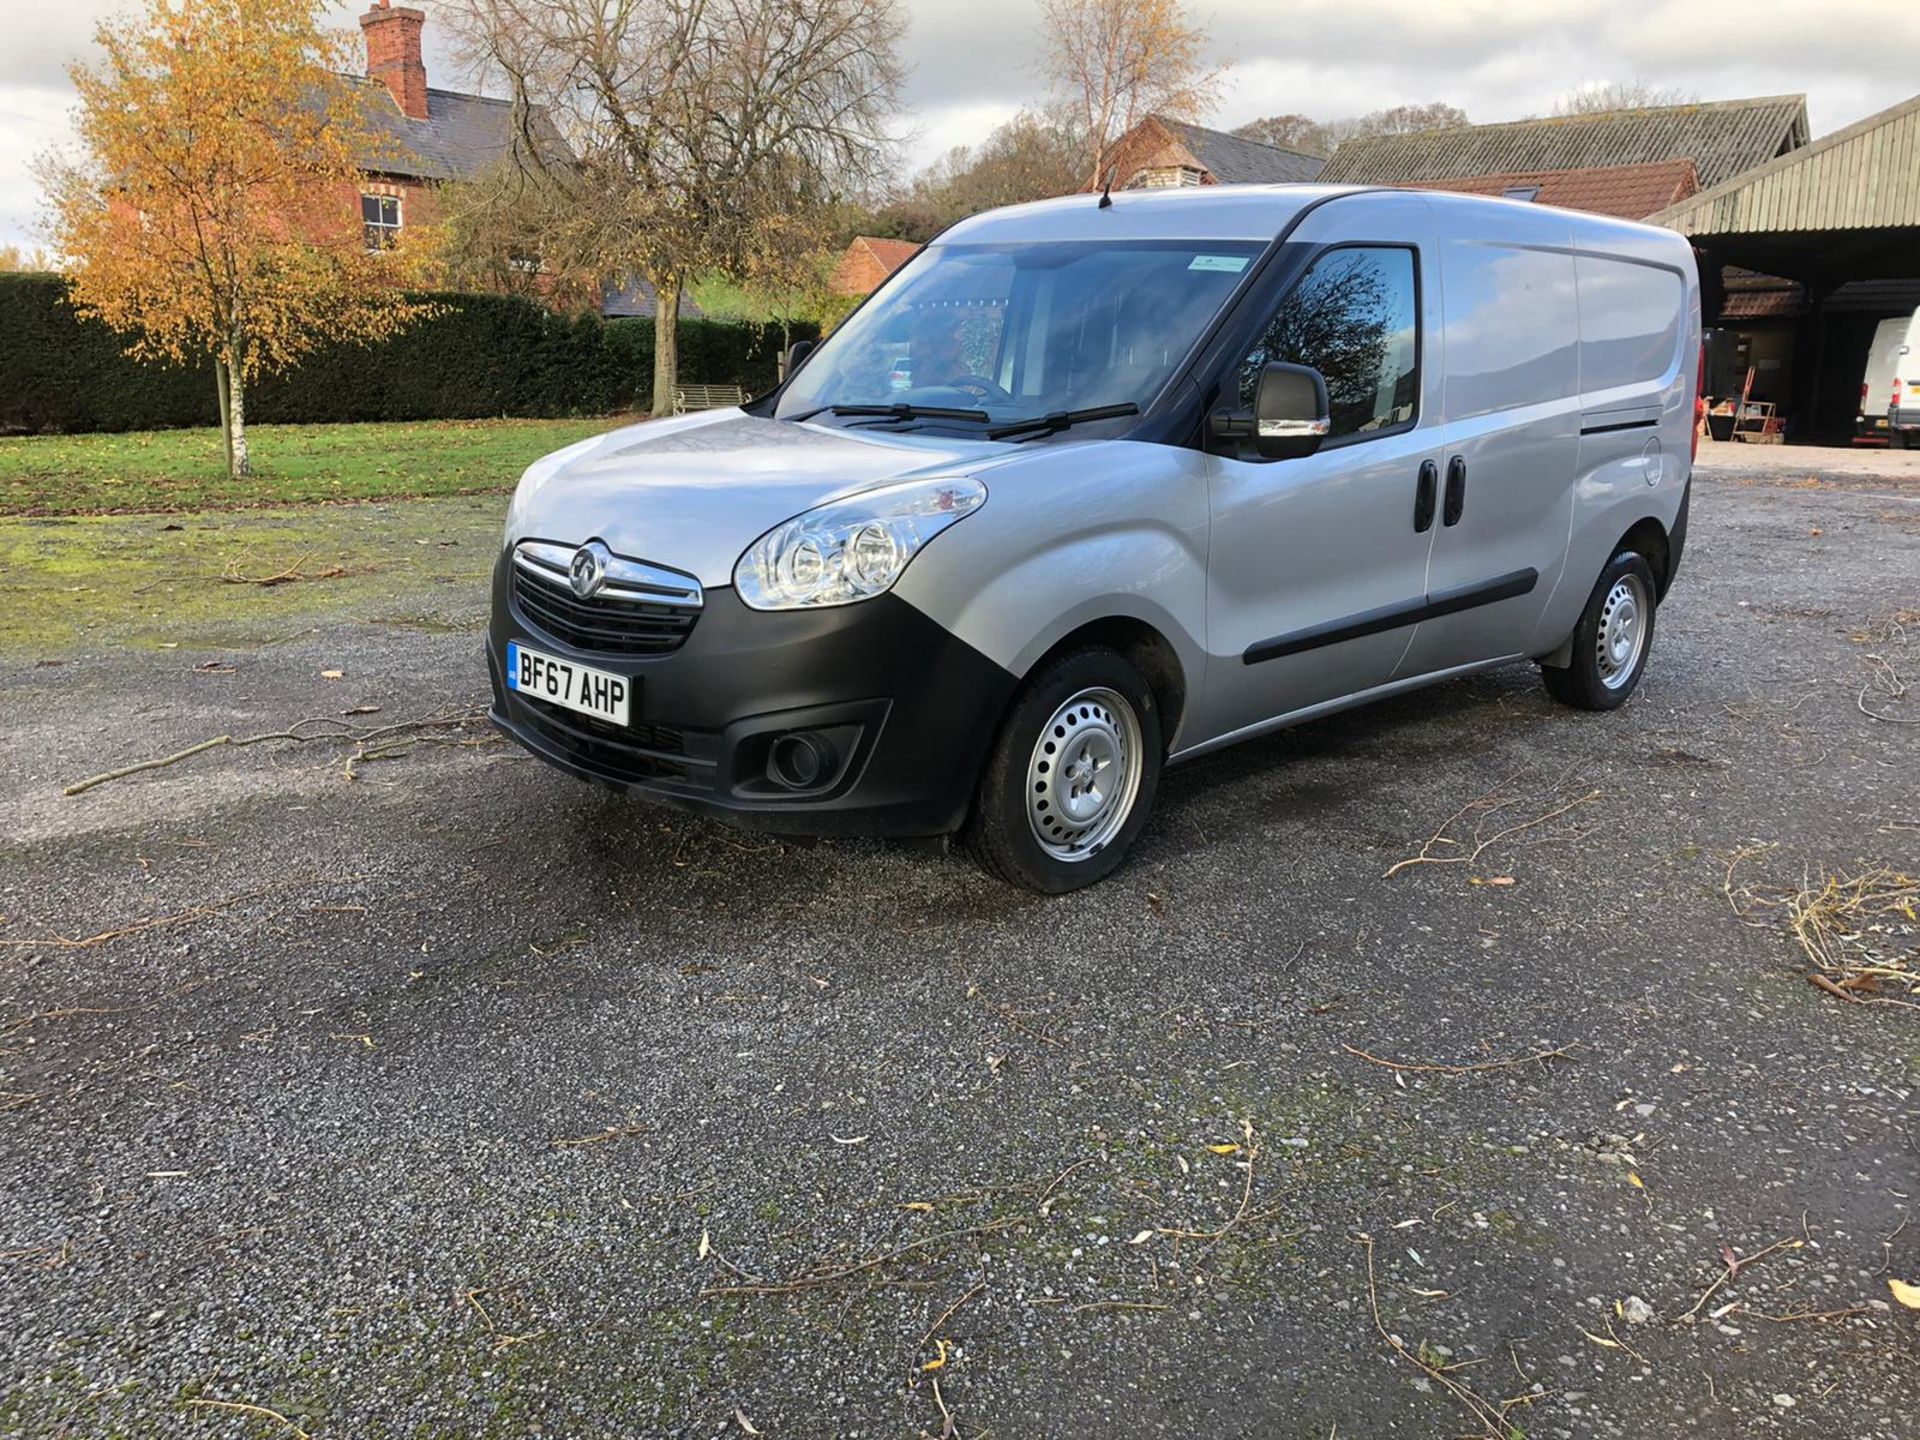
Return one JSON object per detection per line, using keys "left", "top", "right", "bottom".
{"left": 214, "top": 356, "right": 233, "bottom": 475}
{"left": 225, "top": 339, "right": 251, "bottom": 479}
{"left": 650, "top": 275, "right": 680, "bottom": 418}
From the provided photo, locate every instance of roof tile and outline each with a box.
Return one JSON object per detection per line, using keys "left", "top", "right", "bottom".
{"left": 1406, "top": 160, "right": 1700, "bottom": 219}
{"left": 353, "top": 80, "right": 571, "bottom": 184}
{"left": 1320, "top": 95, "right": 1808, "bottom": 192}
{"left": 1155, "top": 118, "right": 1326, "bottom": 185}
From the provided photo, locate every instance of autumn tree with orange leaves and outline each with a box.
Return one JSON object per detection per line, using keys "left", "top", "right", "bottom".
{"left": 42, "top": 0, "right": 434, "bottom": 477}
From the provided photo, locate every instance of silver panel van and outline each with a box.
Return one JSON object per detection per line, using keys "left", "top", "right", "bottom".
{"left": 490, "top": 185, "right": 1699, "bottom": 891}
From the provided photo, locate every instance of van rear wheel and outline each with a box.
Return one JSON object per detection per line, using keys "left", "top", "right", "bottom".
{"left": 1542, "top": 551, "right": 1657, "bottom": 711}
{"left": 966, "top": 647, "right": 1163, "bottom": 893}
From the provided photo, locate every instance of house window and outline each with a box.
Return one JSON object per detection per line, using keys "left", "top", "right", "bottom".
{"left": 1502, "top": 185, "right": 1542, "bottom": 202}
{"left": 1128, "top": 166, "right": 1205, "bottom": 189}
{"left": 362, "top": 194, "right": 402, "bottom": 250}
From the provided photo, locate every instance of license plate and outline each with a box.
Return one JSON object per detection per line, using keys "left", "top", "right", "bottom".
{"left": 506, "top": 640, "right": 631, "bottom": 725}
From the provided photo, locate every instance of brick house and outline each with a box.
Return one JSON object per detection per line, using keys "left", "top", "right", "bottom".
{"left": 1089, "top": 115, "right": 1325, "bottom": 192}
{"left": 829, "top": 236, "right": 924, "bottom": 298}
{"left": 348, "top": 2, "right": 567, "bottom": 253}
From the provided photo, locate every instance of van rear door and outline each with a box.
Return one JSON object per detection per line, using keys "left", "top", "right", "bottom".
{"left": 1860, "top": 314, "right": 1909, "bottom": 422}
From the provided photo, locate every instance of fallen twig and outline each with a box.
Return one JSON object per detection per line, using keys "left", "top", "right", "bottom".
{"left": 1676, "top": 1234, "right": 1804, "bottom": 1323}
{"left": 181, "top": 1397, "right": 311, "bottom": 1439}
{"left": 1341, "top": 1042, "right": 1578, "bottom": 1076}
{"left": 919, "top": 1280, "right": 986, "bottom": 1347}
{"left": 1067, "top": 1299, "right": 1171, "bottom": 1315}
{"left": 1159, "top": 1120, "right": 1260, "bottom": 1250}
{"left": 550, "top": 1121, "right": 649, "bottom": 1149}
{"left": 929, "top": 1375, "right": 957, "bottom": 1439}
{"left": 1356, "top": 1232, "right": 1514, "bottom": 1437}
{"left": 462, "top": 1285, "right": 545, "bottom": 1354}
{"left": 1857, "top": 651, "right": 1917, "bottom": 724}
{"left": 1739, "top": 1304, "right": 1869, "bottom": 1324}
{"left": 1385, "top": 773, "right": 1602, "bottom": 879}
{"left": 62, "top": 705, "right": 487, "bottom": 796}
{"left": 701, "top": 1217, "right": 1024, "bottom": 1298}
{"left": 1733, "top": 861, "right": 1920, "bottom": 1008}
{"left": 0, "top": 886, "right": 273, "bottom": 953}
{"left": 220, "top": 550, "right": 349, "bottom": 587}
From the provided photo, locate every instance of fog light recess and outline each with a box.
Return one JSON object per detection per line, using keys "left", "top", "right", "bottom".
{"left": 767, "top": 731, "right": 840, "bottom": 791}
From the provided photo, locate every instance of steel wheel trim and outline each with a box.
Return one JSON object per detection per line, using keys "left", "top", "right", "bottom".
{"left": 1025, "top": 686, "right": 1144, "bottom": 863}
{"left": 1596, "top": 574, "right": 1650, "bottom": 690}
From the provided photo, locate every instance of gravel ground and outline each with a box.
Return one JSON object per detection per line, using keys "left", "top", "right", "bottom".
{"left": 2, "top": 455, "right": 1918, "bottom": 1439}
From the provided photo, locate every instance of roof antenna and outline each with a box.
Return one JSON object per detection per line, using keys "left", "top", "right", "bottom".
{"left": 1097, "top": 165, "right": 1117, "bottom": 209}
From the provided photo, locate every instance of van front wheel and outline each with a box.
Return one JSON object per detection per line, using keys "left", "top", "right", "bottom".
{"left": 1542, "top": 551, "right": 1658, "bottom": 711}
{"left": 966, "top": 647, "right": 1163, "bottom": 893}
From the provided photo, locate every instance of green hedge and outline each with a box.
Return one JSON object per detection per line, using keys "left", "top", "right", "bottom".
{"left": 0, "top": 273, "right": 813, "bottom": 434}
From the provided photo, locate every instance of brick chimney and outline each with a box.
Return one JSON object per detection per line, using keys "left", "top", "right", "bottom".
{"left": 361, "top": 2, "right": 429, "bottom": 121}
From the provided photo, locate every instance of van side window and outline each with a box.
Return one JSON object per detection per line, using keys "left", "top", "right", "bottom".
{"left": 1239, "top": 246, "right": 1418, "bottom": 441}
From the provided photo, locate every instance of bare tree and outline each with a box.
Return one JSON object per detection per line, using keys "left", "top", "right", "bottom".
{"left": 1038, "top": 0, "right": 1223, "bottom": 187}
{"left": 1234, "top": 102, "right": 1467, "bottom": 160}
{"left": 1231, "top": 113, "right": 1331, "bottom": 157}
{"left": 1321, "top": 102, "right": 1468, "bottom": 150}
{"left": 442, "top": 0, "right": 904, "bottom": 411}
{"left": 880, "top": 107, "right": 1084, "bottom": 240}
{"left": 1552, "top": 80, "right": 1696, "bottom": 116}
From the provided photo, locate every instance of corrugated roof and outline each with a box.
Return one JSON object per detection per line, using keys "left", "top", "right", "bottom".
{"left": 1157, "top": 118, "right": 1326, "bottom": 184}
{"left": 1649, "top": 92, "right": 1920, "bottom": 236}
{"left": 1406, "top": 159, "right": 1699, "bottom": 219}
{"left": 1321, "top": 95, "right": 1808, "bottom": 192}
{"left": 353, "top": 80, "right": 572, "bottom": 183}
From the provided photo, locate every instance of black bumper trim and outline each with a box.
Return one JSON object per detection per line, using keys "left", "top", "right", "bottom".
{"left": 489, "top": 555, "right": 1020, "bottom": 838}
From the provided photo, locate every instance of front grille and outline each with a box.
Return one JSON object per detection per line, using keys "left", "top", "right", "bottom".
{"left": 511, "top": 541, "right": 702, "bottom": 656}
{"left": 515, "top": 699, "right": 708, "bottom": 786}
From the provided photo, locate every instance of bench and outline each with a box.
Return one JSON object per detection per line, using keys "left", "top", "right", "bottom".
{"left": 670, "top": 384, "right": 748, "bottom": 415}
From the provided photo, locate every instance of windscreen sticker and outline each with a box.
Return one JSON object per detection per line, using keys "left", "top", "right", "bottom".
{"left": 1189, "top": 255, "right": 1250, "bottom": 273}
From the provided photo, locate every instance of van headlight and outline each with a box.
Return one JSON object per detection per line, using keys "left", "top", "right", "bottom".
{"left": 734, "top": 478, "right": 986, "bottom": 610}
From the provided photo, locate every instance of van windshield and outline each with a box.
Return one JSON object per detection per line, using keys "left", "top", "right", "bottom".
{"left": 776, "top": 240, "right": 1264, "bottom": 429}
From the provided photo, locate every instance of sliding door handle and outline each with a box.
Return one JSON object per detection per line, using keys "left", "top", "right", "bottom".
{"left": 1414, "top": 460, "right": 1437, "bottom": 532}
{"left": 1444, "top": 456, "right": 1467, "bottom": 526}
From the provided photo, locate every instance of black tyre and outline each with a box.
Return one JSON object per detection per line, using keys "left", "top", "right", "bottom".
{"left": 965, "top": 647, "right": 1163, "bottom": 893}
{"left": 1542, "top": 550, "right": 1658, "bottom": 711}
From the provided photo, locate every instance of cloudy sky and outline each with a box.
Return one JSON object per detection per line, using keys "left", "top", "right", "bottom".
{"left": 5, "top": 0, "right": 1917, "bottom": 251}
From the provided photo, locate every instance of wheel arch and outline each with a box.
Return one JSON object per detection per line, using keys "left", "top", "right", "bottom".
{"left": 1019, "top": 615, "right": 1190, "bottom": 753}
{"left": 1615, "top": 513, "right": 1674, "bottom": 599}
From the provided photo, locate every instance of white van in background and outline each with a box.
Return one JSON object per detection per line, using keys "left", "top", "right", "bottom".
{"left": 1860, "top": 308, "right": 1920, "bottom": 447}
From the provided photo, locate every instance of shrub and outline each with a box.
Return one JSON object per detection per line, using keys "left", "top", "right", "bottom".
{"left": 0, "top": 273, "right": 812, "bottom": 434}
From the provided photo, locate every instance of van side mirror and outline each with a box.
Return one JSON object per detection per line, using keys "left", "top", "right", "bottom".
{"left": 1252, "top": 362, "right": 1330, "bottom": 459}
{"left": 782, "top": 339, "right": 816, "bottom": 380}
{"left": 1208, "top": 361, "right": 1331, "bottom": 460}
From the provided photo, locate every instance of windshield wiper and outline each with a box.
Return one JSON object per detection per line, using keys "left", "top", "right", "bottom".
{"left": 789, "top": 403, "right": 990, "bottom": 425}
{"left": 986, "top": 403, "right": 1139, "bottom": 442}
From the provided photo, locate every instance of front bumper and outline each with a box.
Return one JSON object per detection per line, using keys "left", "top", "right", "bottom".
{"left": 487, "top": 550, "right": 1019, "bottom": 837}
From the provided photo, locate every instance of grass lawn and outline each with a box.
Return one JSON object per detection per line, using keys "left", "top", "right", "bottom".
{"left": 0, "top": 415, "right": 632, "bottom": 516}
{"left": 0, "top": 495, "right": 512, "bottom": 656}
